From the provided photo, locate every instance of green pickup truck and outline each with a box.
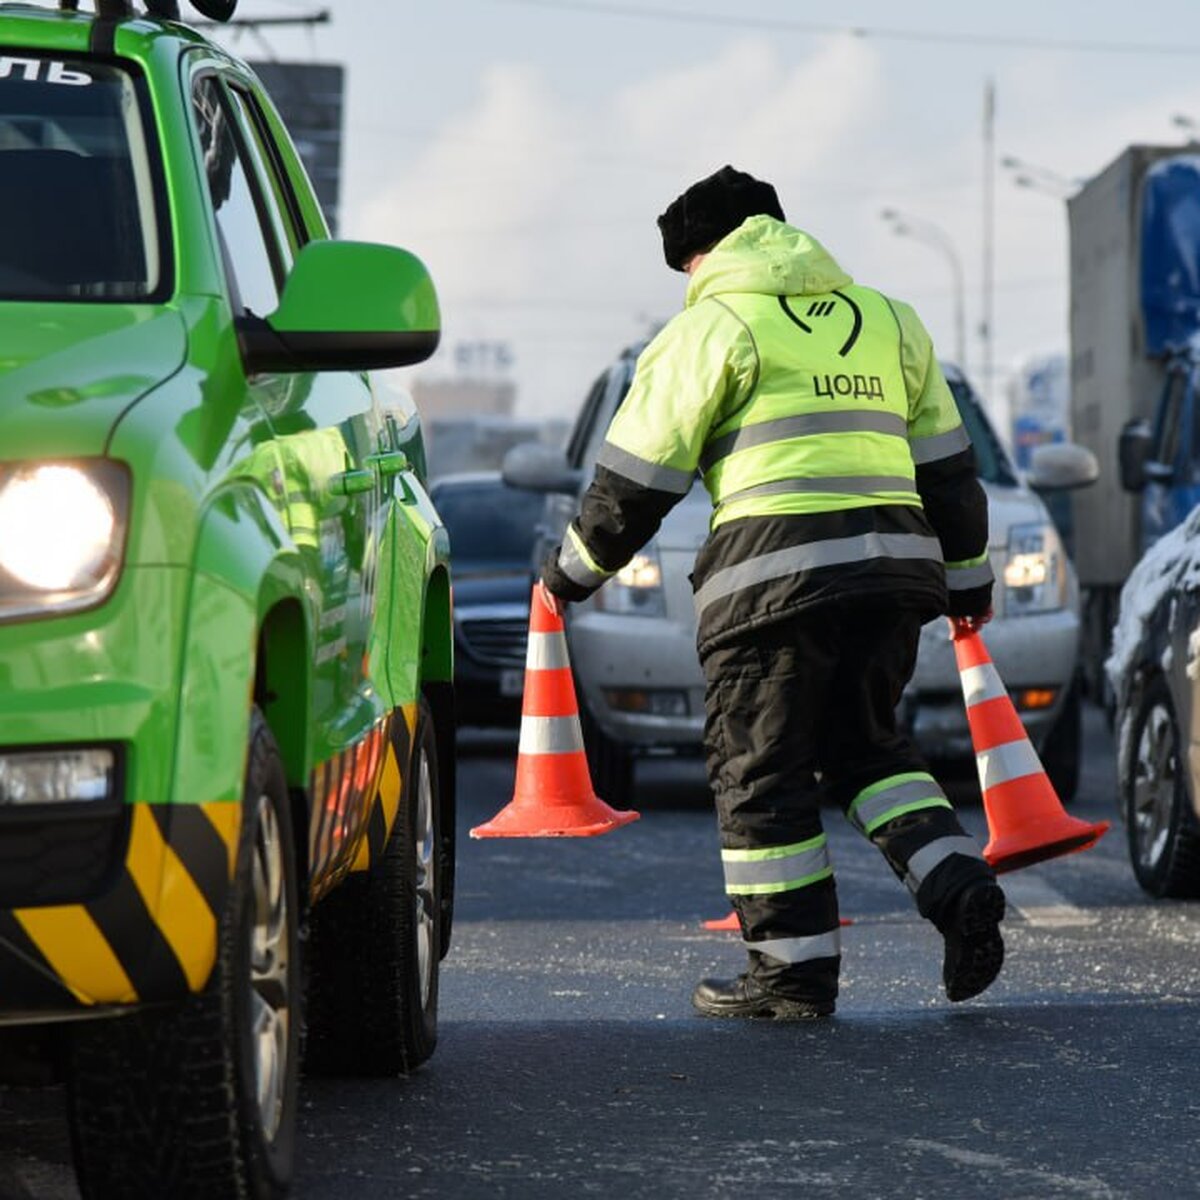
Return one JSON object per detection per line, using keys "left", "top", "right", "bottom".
{"left": 0, "top": 2, "right": 455, "bottom": 1195}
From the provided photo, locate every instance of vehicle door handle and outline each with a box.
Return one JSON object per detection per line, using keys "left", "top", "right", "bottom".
{"left": 328, "top": 468, "right": 375, "bottom": 497}
{"left": 365, "top": 451, "right": 410, "bottom": 477}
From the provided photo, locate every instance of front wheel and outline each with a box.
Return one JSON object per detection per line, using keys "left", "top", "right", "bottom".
{"left": 580, "top": 701, "right": 635, "bottom": 806}
{"left": 1124, "top": 676, "right": 1200, "bottom": 898}
{"left": 1041, "top": 680, "right": 1081, "bottom": 804}
{"left": 69, "top": 709, "right": 300, "bottom": 1199}
{"left": 305, "top": 701, "right": 441, "bottom": 1075}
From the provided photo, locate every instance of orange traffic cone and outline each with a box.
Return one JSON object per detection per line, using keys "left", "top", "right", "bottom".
{"left": 470, "top": 585, "right": 640, "bottom": 838}
{"left": 953, "top": 620, "right": 1108, "bottom": 872}
{"left": 702, "top": 910, "right": 852, "bottom": 931}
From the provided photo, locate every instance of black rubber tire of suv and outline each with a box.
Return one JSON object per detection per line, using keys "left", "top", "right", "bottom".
{"left": 68, "top": 709, "right": 300, "bottom": 1200}
{"left": 1123, "top": 676, "right": 1200, "bottom": 898}
{"left": 304, "top": 701, "right": 440, "bottom": 1076}
{"left": 1041, "top": 679, "right": 1082, "bottom": 804}
{"left": 580, "top": 701, "right": 635, "bottom": 807}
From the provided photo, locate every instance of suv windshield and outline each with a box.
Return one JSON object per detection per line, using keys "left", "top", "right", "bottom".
{"left": 434, "top": 480, "right": 544, "bottom": 566}
{"left": 948, "top": 378, "right": 1018, "bottom": 486}
{"left": 0, "top": 57, "right": 163, "bottom": 301}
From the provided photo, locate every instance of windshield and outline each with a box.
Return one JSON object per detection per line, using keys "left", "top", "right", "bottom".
{"left": 0, "top": 57, "right": 164, "bottom": 301}
{"left": 434, "top": 480, "right": 545, "bottom": 565}
{"left": 948, "top": 378, "right": 1018, "bottom": 486}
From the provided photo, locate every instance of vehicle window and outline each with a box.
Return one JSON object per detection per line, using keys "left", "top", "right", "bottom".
{"left": 433, "top": 483, "right": 545, "bottom": 564}
{"left": 581, "top": 369, "right": 634, "bottom": 470}
{"left": 192, "top": 76, "right": 281, "bottom": 318}
{"left": 226, "top": 84, "right": 305, "bottom": 262}
{"left": 566, "top": 372, "right": 611, "bottom": 469}
{"left": 947, "top": 379, "right": 1018, "bottom": 486}
{"left": 0, "top": 57, "right": 164, "bottom": 301}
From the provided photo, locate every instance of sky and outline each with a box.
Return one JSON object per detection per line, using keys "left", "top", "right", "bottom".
{"left": 209, "top": 0, "right": 1200, "bottom": 432}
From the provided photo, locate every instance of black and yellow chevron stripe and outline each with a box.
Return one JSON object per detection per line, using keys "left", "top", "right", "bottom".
{"left": 0, "top": 800, "right": 240, "bottom": 1010}
{"left": 307, "top": 703, "right": 416, "bottom": 902}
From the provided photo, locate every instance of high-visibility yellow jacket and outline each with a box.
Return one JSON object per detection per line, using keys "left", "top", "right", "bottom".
{"left": 545, "top": 216, "right": 993, "bottom": 653}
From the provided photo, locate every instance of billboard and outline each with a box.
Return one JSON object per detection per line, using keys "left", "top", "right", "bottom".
{"left": 248, "top": 61, "right": 344, "bottom": 234}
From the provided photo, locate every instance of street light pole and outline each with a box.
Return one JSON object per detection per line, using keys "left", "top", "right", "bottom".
{"left": 881, "top": 208, "right": 967, "bottom": 370}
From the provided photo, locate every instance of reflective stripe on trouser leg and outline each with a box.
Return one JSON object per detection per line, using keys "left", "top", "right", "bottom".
{"left": 723, "top": 835, "right": 842, "bottom": 995}
{"left": 849, "top": 772, "right": 992, "bottom": 920}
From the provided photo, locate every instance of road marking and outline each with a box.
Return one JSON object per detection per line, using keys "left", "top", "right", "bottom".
{"left": 1001, "top": 872, "right": 1099, "bottom": 927}
{"left": 903, "top": 1138, "right": 1119, "bottom": 1197}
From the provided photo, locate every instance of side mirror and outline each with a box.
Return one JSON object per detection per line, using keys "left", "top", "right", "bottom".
{"left": 238, "top": 241, "right": 440, "bottom": 373}
{"left": 1026, "top": 442, "right": 1099, "bottom": 492}
{"left": 1117, "top": 419, "right": 1153, "bottom": 492}
{"left": 502, "top": 442, "right": 583, "bottom": 494}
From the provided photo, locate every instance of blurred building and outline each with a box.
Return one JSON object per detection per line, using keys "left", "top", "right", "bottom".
{"left": 411, "top": 378, "right": 516, "bottom": 419}
{"left": 248, "top": 61, "right": 344, "bottom": 235}
{"left": 1007, "top": 353, "right": 1070, "bottom": 470}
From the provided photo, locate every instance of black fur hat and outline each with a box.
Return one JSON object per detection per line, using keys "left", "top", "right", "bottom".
{"left": 657, "top": 165, "right": 785, "bottom": 271}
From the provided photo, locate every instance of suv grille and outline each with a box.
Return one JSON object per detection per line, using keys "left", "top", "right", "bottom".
{"left": 459, "top": 617, "right": 528, "bottom": 667}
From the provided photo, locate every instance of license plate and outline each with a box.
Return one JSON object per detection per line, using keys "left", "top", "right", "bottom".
{"left": 500, "top": 668, "right": 525, "bottom": 697}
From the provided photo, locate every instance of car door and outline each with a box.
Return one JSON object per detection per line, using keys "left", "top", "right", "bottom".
{"left": 189, "top": 68, "right": 384, "bottom": 888}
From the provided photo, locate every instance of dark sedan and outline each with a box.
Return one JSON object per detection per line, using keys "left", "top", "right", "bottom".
{"left": 431, "top": 472, "right": 545, "bottom": 729}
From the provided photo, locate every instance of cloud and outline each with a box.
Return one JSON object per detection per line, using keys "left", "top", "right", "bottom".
{"left": 356, "top": 35, "right": 888, "bottom": 417}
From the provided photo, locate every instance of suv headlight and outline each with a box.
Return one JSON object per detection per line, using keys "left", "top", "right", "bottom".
{"left": 0, "top": 461, "right": 130, "bottom": 620}
{"left": 594, "top": 546, "right": 666, "bottom": 617}
{"left": 1002, "top": 521, "right": 1066, "bottom": 615}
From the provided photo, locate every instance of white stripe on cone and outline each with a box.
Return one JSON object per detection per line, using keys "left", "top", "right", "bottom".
{"left": 526, "top": 630, "right": 571, "bottom": 671}
{"left": 518, "top": 713, "right": 585, "bottom": 756}
{"left": 959, "top": 663, "right": 1007, "bottom": 707}
{"left": 977, "top": 738, "right": 1043, "bottom": 791}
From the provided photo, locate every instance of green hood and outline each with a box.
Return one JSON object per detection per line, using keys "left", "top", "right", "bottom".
{"left": 0, "top": 305, "right": 187, "bottom": 460}
{"left": 686, "top": 216, "right": 852, "bottom": 307}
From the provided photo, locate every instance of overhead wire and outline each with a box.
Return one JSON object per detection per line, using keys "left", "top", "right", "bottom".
{"left": 489, "top": 0, "right": 1200, "bottom": 58}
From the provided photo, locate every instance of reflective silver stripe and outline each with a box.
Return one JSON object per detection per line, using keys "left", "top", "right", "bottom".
{"left": 910, "top": 424, "right": 971, "bottom": 465}
{"left": 596, "top": 441, "right": 693, "bottom": 495}
{"left": 518, "top": 714, "right": 584, "bottom": 756}
{"left": 558, "top": 530, "right": 612, "bottom": 590}
{"left": 701, "top": 411, "right": 907, "bottom": 471}
{"left": 978, "top": 738, "right": 1042, "bottom": 791}
{"left": 526, "top": 630, "right": 569, "bottom": 671}
{"left": 903, "top": 836, "right": 985, "bottom": 893}
{"left": 960, "top": 663, "right": 1006, "bottom": 708}
{"left": 722, "top": 840, "right": 831, "bottom": 892}
{"left": 694, "top": 532, "right": 943, "bottom": 615}
{"left": 719, "top": 474, "right": 916, "bottom": 505}
{"left": 749, "top": 930, "right": 842, "bottom": 964}
{"left": 849, "top": 779, "right": 950, "bottom": 836}
{"left": 947, "top": 562, "right": 995, "bottom": 590}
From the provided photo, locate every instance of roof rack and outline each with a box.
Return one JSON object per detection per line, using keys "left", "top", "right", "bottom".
{"left": 56, "top": 0, "right": 239, "bottom": 20}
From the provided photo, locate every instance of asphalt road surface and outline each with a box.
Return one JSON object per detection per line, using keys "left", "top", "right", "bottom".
{"left": 3, "top": 703, "right": 1199, "bottom": 1199}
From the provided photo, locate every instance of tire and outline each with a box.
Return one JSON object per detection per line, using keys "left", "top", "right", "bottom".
{"left": 69, "top": 710, "right": 300, "bottom": 1200}
{"left": 1123, "top": 676, "right": 1200, "bottom": 898}
{"left": 304, "top": 701, "right": 440, "bottom": 1076}
{"left": 580, "top": 701, "right": 635, "bottom": 806}
{"left": 1041, "top": 679, "right": 1081, "bottom": 804}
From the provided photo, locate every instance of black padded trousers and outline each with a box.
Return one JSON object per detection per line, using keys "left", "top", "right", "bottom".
{"left": 701, "top": 601, "right": 996, "bottom": 1004}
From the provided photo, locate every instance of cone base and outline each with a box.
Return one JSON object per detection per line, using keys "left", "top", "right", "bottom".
{"left": 985, "top": 819, "right": 1110, "bottom": 874}
{"left": 470, "top": 797, "right": 640, "bottom": 839}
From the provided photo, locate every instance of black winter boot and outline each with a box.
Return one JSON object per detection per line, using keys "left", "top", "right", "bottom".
{"left": 692, "top": 975, "right": 835, "bottom": 1020}
{"left": 940, "top": 877, "right": 1006, "bottom": 1002}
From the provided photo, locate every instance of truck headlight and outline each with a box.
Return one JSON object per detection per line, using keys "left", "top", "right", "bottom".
{"left": 1002, "top": 522, "right": 1066, "bottom": 615}
{"left": 594, "top": 547, "right": 666, "bottom": 617}
{"left": 0, "top": 462, "right": 129, "bottom": 620}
